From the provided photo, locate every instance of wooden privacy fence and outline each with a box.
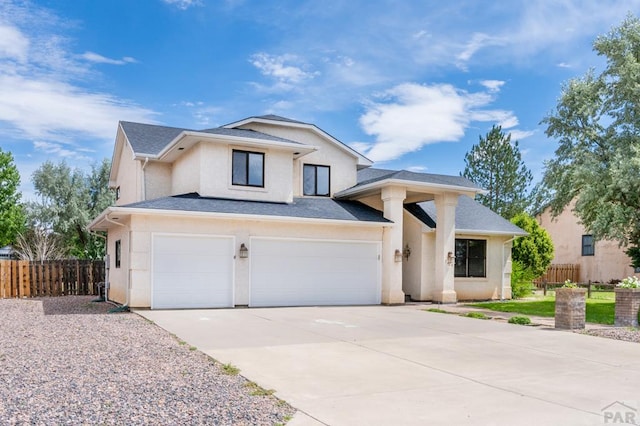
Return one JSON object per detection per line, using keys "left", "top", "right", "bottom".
{"left": 0, "top": 260, "right": 105, "bottom": 299}
{"left": 534, "top": 264, "right": 580, "bottom": 286}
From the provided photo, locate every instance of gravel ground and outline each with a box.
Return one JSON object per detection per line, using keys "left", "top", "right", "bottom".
{"left": 0, "top": 296, "right": 295, "bottom": 425}
{"left": 583, "top": 327, "right": 640, "bottom": 343}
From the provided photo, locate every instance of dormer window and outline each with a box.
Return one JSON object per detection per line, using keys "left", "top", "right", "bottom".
{"left": 303, "top": 164, "right": 330, "bottom": 196}
{"left": 232, "top": 150, "right": 264, "bottom": 187}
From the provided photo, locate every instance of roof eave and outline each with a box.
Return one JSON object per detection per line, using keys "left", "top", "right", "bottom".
{"left": 336, "top": 178, "right": 485, "bottom": 199}
{"left": 89, "top": 205, "right": 392, "bottom": 228}
{"left": 455, "top": 229, "right": 528, "bottom": 237}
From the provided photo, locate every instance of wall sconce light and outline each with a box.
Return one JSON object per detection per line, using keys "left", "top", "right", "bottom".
{"left": 403, "top": 244, "right": 411, "bottom": 260}
{"left": 447, "top": 251, "right": 455, "bottom": 265}
{"left": 394, "top": 249, "right": 402, "bottom": 263}
{"left": 239, "top": 243, "right": 249, "bottom": 259}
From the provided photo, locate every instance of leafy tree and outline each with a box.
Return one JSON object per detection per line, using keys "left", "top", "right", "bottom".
{"left": 27, "top": 159, "right": 113, "bottom": 259}
{"left": 510, "top": 260, "right": 535, "bottom": 299}
{"left": 511, "top": 212, "right": 554, "bottom": 278}
{"left": 540, "top": 14, "right": 640, "bottom": 267}
{"left": 462, "top": 125, "right": 533, "bottom": 219}
{"left": 0, "top": 148, "right": 26, "bottom": 246}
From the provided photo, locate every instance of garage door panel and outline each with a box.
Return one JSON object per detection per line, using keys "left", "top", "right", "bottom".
{"left": 152, "top": 235, "right": 233, "bottom": 309}
{"left": 250, "top": 239, "right": 380, "bottom": 307}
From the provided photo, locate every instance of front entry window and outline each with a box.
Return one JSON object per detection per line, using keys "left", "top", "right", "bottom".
{"left": 454, "top": 239, "right": 486, "bottom": 278}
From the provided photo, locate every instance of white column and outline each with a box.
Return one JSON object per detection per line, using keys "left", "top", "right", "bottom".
{"left": 433, "top": 193, "right": 458, "bottom": 303}
{"left": 381, "top": 186, "right": 406, "bottom": 304}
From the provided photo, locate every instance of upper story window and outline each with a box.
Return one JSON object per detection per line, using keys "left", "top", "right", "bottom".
{"left": 232, "top": 150, "right": 264, "bottom": 187}
{"left": 454, "top": 239, "right": 486, "bottom": 278}
{"left": 582, "top": 234, "right": 594, "bottom": 256}
{"left": 303, "top": 164, "right": 330, "bottom": 196}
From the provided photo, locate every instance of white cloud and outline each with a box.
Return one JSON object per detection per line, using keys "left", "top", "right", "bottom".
{"left": 162, "top": 0, "right": 202, "bottom": 10}
{"left": 81, "top": 51, "right": 137, "bottom": 65}
{"left": 407, "top": 165, "right": 427, "bottom": 172}
{"left": 359, "top": 82, "right": 520, "bottom": 162}
{"left": 0, "top": 3, "right": 157, "bottom": 145}
{"left": 479, "top": 79, "right": 505, "bottom": 93}
{"left": 33, "top": 141, "right": 91, "bottom": 159}
{"left": 508, "top": 129, "right": 536, "bottom": 141}
{"left": 251, "top": 53, "right": 317, "bottom": 85}
{"left": 456, "top": 33, "right": 506, "bottom": 69}
{"left": 557, "top": 62, "right": 572, "bottom": 68}
{"left": 0, "top": 24, "right": 29, "bottom": 62}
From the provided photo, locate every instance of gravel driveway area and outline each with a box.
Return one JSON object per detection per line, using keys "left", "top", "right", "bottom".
{"left": 0, "top": 297, "right": 294, "bottom": 425}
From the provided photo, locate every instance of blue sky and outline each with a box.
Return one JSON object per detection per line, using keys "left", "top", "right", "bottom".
{"left": 1, "top": 0, "right": 639, "bottom": 199}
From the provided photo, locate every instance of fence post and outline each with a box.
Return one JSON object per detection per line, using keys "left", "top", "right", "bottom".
{"left": 543, "top": 280, "right": 547, "bottom": 296}
{"left": 587, "top": 280, "right": 592, "bottom": 299}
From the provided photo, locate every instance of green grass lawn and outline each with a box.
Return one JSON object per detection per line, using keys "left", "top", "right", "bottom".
{"left": 467, "top": 292, "right": 615, "bottom": 325}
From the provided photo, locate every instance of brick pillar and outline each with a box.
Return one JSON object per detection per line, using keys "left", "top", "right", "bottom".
{"left": 555, "top": 288, "right": 586, "bottom": 330}
{"left": 614, "top": 288, "right": 640, "bottom": 327}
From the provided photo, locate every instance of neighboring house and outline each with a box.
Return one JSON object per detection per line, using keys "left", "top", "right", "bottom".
{"left": 89, "top": 115, "right": 525, "bottom": 309}
{"left": 537, "top": 201, "right": 635, "bottom": 283}
{"left": 0, "top": 245, "right": 13, "bottom": 260}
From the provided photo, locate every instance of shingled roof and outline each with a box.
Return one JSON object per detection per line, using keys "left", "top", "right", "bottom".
{"left": 120, "top": 193, "right": 389, "bottom": 223}
{"left": 119, "top": 121, "right": 302, "bottom": 156}
{"left": 406, "top": 195, "right": 527, "bottom": 235}
{"left": 356, "top": 168, "right": 481, "bottom": 191}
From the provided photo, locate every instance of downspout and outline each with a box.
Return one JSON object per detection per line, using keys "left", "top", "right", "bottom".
{"left": 141, "top": 157, "right": 149, "bottom": 201}
{"left": 501, "top": 236, "right": 518, "bottom": 301}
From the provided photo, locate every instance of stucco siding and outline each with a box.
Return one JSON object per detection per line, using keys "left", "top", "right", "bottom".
{"left": 123, "top": 214, "right": 384, "bottom": 307}
{"left": 114, "top": 142, "right": 141, "bottom": 205}
{"left": 454, "top": 235, "right": 509, "bottom": 301}
{"left": 145, "top": 162, "right": 172, "bottom": 200}
{"left": 106, "top": 218, "right": 130, "bottom": 305}
{"left": 172, "top": 143, "right": 201, "bottom": 196}
{"left": 237, "top": 123, "right": 358, "bottom": 195}
{"left": 537, "top": 203, "right": 635, "bottom": 282}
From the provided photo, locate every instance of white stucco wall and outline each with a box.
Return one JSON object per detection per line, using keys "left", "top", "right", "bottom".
{"left": 171, "top": 142, "right": 294, "bottom": 202}
{"left": 122, "top": 214, "right": 384, "bottom": 308}
{"left": 106, "top": 218, "right": 130, "bottom": 305}
{"left": 114, "top": 142, "right": 141, "bottom": 206}
{"left": 144, "top": 162, "right": 172, "bottom": 200}
{"left": 236, "top": 123, "right": 359, "bottom": 195}
{"left": 537, "top": 203, "right": 635, "bottom": 282}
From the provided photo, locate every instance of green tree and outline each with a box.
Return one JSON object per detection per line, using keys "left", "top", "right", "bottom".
{"left": 0, "top": 148, "right": 26, "bottom": 246}
{"left": 541, "top": 14, "right": 640, "bottom": 267}
{"left": 27, "top": 159, "right": 114, "bottom": 259}
{"left": 462, "top": 125, "right": 533, "bottom": 219}
{"left": 511, "top": 212, "right": 554, "bottom": 278}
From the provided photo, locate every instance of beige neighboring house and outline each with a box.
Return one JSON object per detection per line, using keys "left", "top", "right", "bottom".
{"left": 89, "top": 115, "right": 525, "bottom": 309}
{"left": 537, "top": 201, "right": 636, "bottom": 283}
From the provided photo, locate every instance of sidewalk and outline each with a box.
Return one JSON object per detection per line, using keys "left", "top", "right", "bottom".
{"left": 407, "top": 301, "right": 613, "bottom": 331}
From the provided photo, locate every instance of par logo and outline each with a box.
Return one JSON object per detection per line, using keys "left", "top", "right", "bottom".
{"left": 602, "top": 401, "right": 638, "bottom": 425}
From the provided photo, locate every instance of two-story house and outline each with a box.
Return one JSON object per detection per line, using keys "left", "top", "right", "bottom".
{"left": 89, "top": 115, "right": 525, "bottom": 309}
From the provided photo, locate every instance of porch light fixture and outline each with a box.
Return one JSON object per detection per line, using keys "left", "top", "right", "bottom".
{"left": 394, "top": 249, "right": 402, "bottom": 263}
{"left": 239, "top": 243, "right": 249, "bottom": 259}
{"left": 403, "top": 244, "right": 411, "bottom": 260}
{"left": 447, "top": 251, "right": 455, "bottom": 265}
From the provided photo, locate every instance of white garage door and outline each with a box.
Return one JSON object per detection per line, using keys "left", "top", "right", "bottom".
{"left": 250, "top": 238, "right": 381, "bottom": 307}
{"left": 152, "top": 234, "right": 234, "bottom": 309}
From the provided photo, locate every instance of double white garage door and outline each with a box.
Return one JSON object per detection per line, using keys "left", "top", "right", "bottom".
{"left": 152, "top": 235, "right": 381, "bottom": 309}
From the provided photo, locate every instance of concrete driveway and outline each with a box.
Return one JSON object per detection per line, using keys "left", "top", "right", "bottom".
{"left": 137, "top": 305, "right": 640, "bottom": 426}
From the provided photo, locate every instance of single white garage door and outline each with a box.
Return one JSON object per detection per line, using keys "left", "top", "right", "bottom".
{"left": 250, "top": 238, "right": 381, "bottom": 307}
{"left": 152, "top": 234, "right": 234, "bottom": 309}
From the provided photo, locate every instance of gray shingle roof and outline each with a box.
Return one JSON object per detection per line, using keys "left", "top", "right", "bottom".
{"left": 356, "top": 168, "right": 481, "bottom": 190}
{"left": 120, "top": 121, "right": 301, "bottom": 156}
{"left": 406, "top": 195, "right": 526, "bottom": 235}
{"left": 121, "top": 193, "right": 389, "bottom": 223}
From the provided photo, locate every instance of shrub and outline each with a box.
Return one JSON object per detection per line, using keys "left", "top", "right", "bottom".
{"left": 508, "top": 316, "right": 531, "bottom": 325}
{"left": 426, "top": 308, "right": 448, "bottom": 314}
{"left": 562, "top": 279, "right": 578, "bottom": 288}
{"left": 618, "top": 276, "right": 640, "bottom": 289}
{"left": 465, "top": 312, "right": 489, "bottom": 319}
{"left": 511, "top": 260, "right": 535, "bottom": 299}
